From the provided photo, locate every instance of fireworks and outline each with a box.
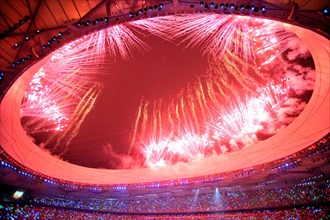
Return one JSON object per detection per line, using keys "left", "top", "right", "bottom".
{"left": 21, "top": 24, "right": 148, "bottom": 154}
{"left": 21, "top": 68, "right": 69, "bottom": 132}
{"left": 134, "top": 80, "right": 290, "bottom": 167}
{"left": 20, "top": 14, "right": 312, "bottom": 167}
{"left": 129, "top": 14, "right": 303, "bottom": 167}
{"left": 131, "top": 14, "right": 296, "bottom": 85}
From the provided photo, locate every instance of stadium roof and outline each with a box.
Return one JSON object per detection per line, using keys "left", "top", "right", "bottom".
{"left": 0, "top": 0, "right": 328, "bottom": 72}
{"left": 1, "top": 1, "right": 329, "bottom": 185}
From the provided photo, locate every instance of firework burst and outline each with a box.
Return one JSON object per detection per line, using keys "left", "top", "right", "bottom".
{"left": 21, "top": 14, "right": 312, "bottom": 168}
{"left": 129, "top": 14, "right": 304, "bottom": 167}
{"left": 21, "top": 24, "right": 148, "bottom": 154}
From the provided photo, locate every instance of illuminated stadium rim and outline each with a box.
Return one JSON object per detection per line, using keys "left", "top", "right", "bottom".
{"left": 0, "top": 12, "right": 329, "bottom": 185}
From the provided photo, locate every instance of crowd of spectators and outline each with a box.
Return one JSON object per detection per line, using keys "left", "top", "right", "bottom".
{"left": 1, "top": 204, "right": 327, "bottom": 219}
{"left": 1, "top": 137, "right": 328, "bottom": 219}
{"left": 17, "top": 180, "right": 328, "bottom": 214}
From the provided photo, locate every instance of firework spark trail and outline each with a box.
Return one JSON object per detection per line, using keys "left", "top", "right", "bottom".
{"left": 129, "top": 16, "right": 177, "bottom": 42}
{"left": 254, "top": 26, "right": 296, "bottom": 69}
{"left": 105, "top": 25, "right": 150, "bottom": 60}
{"left": 21, "top": 68, "right": 69, "bottom": 132}
{"left": 144, "top": 132, "right": 214, "bottom": 167}
{"left": 129, "top": 15, "right": 301, "bottom": 167}
{"left": 59, "top": 88, "right": 101, "bottom": 154}
{"left": 136, "top": 81, "right": 289, "bottom": 167}
{"left": 21, "top": 14, "right": 308, "bottom": 167}
{"left": 132, "top": 15, "right": 257, "bottom": 68}
{"left": 129, "top": 99, "right": 144, "bottom": 154}
{"left": 47, "top": 86, "right": 101, "bottom": 153}
{"left": 132, "top": 14, "right": 298, "bottom": 87}
{"left": 187, "top": 90, "right": 198, "bottom": 134}
{"left": 195, "top": 80, "right": 208, "bottom": 123}
{"left": 221, "top": 81, "right": 286, "bottom": 144}
{"left": 132, "top": 84, "right": 210, "bottom": 152}
{"left": 168, "top": 100, "right": 176, "bottom": 138}
{"left": 152, "top": 102, "right": 158, "bottom": 139}
{"left": 141, "top": 103, "right": 149, "bottom": 142}
{"left": 22, "top": 24, "right": 149, "bottom": 152}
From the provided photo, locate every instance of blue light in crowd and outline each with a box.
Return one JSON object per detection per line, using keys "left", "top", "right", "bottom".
{"left": 323, "top": 7, "right": 329, "bottom": 15}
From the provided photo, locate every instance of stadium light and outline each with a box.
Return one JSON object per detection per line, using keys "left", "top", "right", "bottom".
{"left": 13, "top": 191, "right": 24, "bottom": 199}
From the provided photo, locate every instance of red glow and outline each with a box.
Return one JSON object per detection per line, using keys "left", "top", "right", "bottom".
{"left": 20, "top": 15, "right": 315, "bottom": 168}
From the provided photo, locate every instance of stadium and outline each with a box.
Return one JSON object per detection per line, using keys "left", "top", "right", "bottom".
{"left": 0, "top": 0, "right": 329, "bottom": 218}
